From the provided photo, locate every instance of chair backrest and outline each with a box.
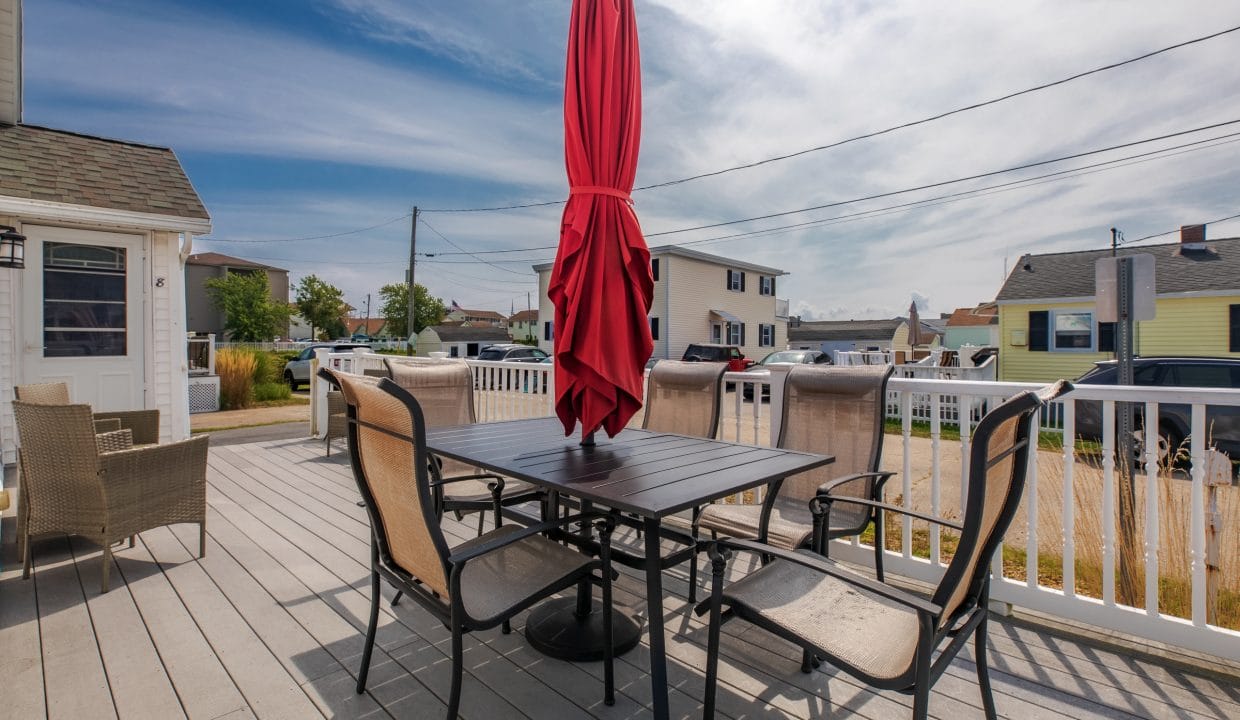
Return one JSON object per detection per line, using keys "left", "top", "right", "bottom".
{"left": 776, "top": 364, "right": 893, "bottom": 504}
{"left": 15, "top": 382, "right": 71, "bottom": 404}
{"left": 931, "top": 380, "right": 1071, "bottom": 627}
{"left": 326, "top": 368, "right": 452, "bottom": 598}
{"left": 363, "top": 367, "right": 390, "bottom": 379}
{"left": 12, "top": 401, "right": 104, "bottom": 520}
{"left": 642, "top": 360, "right": 726, "bottom": 438}
{"left": 384, "top": 358, "right": 476, "bottom": 428}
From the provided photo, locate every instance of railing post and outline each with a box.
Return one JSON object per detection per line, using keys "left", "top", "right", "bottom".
{"left": 312, "top": 347, "right": 330, "bottom": 438}
{"left": 766, "top": 364, "right": 792, "bottom": 446}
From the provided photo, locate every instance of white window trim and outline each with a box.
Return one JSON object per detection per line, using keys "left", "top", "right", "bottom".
{"left": 759, "top": 276, "right": 774, "bottom": 296}
{"left": 727, "top": 269, "right": 743, "bottom": 292}
{"left": 727, "top": 322, "right": 742, "bottom": 345}
{"left": 759, "top": 323, "right": 774, "bottom": 347}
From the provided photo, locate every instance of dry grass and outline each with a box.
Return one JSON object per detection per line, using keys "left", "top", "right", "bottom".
{"left": 216, "top": 348, "right": 258, "bottom": 410}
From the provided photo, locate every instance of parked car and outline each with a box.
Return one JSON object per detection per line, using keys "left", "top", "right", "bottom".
{"left": 282, "top": 343, "right": 371, "bottom": 389}
{"left": 477, "top": 344, "right": 549, "bottom": 363}
{"left": 1073, "top": 357, "right": 1240, "bottom": 465}
{"left": 680, "top": 343, "right": 752, "bottom": 372}
{"left": 741, "top": 349, "right": 832, "bottom": 400}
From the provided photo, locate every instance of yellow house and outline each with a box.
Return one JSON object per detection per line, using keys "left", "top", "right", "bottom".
{"left": 996, "top": 226, "right": 1240, "bottom": 383}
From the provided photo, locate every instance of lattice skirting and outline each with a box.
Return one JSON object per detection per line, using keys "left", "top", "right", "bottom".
{"left": 188, "top": 376, "right": 220, "bottom": 413}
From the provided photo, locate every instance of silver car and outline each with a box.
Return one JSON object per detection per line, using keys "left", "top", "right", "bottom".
{"left": 282, "top": 343, "right": 370, "bottom": 389}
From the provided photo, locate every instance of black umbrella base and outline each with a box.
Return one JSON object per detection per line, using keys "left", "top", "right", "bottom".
{"left": 525, "top": 596, "right": 643, "bottom": 662}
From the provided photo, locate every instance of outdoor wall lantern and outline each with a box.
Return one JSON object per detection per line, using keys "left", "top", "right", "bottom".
{"left": 0, "top": 225, "right": 25, "bottom": 269}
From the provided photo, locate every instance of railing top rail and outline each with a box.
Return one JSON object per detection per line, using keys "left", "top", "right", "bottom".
{"left": 888, "top": 376, "right": 1240, "bottom": 405}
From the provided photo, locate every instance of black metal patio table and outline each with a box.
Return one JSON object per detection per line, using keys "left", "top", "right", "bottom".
{"left": 425, "top": 416, "right": 834, "bottom": 720}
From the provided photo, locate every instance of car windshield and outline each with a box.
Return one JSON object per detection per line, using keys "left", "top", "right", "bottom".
{"left": 760, "top": 351, "right": 806, "bottom": 365}
{"left": 477, "top": 348, "right": 506, "bottom": 361}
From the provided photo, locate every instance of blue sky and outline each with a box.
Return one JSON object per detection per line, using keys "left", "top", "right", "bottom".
{"left": 21, "top": 0, "right": 1240, "bottom": 320}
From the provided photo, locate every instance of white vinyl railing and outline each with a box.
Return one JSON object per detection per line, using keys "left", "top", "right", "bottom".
{"left": 314, "top": 351, "right": 1240, "bottom": 661}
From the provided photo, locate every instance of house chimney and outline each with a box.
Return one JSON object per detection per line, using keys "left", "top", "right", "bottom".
{"left": 0, "top": 0, "right": 20, "bottom": 126}
{"left": 1180, "top": 224, "right": 1207, "bottom": 251}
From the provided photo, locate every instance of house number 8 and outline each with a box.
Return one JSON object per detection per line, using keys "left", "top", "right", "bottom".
{"left": 155, "top": 277, "right": 166, "bottom": 287}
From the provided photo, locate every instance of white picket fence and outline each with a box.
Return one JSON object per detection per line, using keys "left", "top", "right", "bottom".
{"left": 313, "top": 350, "right": 1240, "bottom": 662}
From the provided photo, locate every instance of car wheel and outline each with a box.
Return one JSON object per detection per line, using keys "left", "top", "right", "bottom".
{"left": 284, "top": 370, "right": 298, "bottom": 390}
{"left": 1131, "top": 424, "right": 1184, "bottom": 467}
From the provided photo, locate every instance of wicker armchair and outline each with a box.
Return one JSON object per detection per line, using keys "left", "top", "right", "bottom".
{"left": 694, "top": 365, "right": 893, "bottom": 595}
{"left": 15, "top": 382, "right": 161, "bottom": 445}
{"left": 383, "top": 357, "right": 544, "bottom": 534}
{"left": 324, "top": 369, "right": 616, "bottom": 716}
{"left": 13, "top": 401, "right": 209, "bottom": 593}
{"left": 697, "top": 381, "right": 1072, "bottom": 720}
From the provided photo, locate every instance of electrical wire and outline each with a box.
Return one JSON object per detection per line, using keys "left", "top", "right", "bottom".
{"left": 1117, "top": 211, "right": 1240, "bottom": 245}
{"left": 199, "top": 213, "right": 412, "bottom": 244}
{"left": 421, "top": 23, "right": 1240, "bottom": 213}
{"left": 417, "top": 216, "right": 532, "bottom": 276}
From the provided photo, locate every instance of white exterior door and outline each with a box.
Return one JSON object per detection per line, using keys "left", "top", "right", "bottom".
{"left": 21, "top": 226, "right": 145, "bottom": 411}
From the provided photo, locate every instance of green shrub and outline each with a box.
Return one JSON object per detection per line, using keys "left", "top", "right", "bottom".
{"left": 253, "top": 381, "right": 292, "bottom": 402}
{"left": 250, "top": 350, "right": 284, "bottom": 385}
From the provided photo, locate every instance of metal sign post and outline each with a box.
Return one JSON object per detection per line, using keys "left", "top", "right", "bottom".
{"left": 1096, "top": 252, "right": 1155, "bottom": 606}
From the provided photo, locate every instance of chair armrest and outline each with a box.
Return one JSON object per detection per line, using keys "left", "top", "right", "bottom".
{"left": 430, "top": 472, "right": 505, "bottom": 488}
{"left": 816, "top": 471, "right": 896, "bottom": 497}
{"left": 93, "top": 409, "right": 160, "bottom": 445}
{"left": 813, "top": 495, "right": 963, "bottom": 531}
{"left": 447, "top": 511, "right": 609, "bottom": 565}
{"left": 98, "top": 436, "right": 209, "bottom": 508}
{"left": 701, "top": 537, "right": 942, "bottom": 617}
{"left": 93, "top": 418, "right": 123, "bottom": 434}
{"left": 95, "top": 428, "right": 134, "bottom": 453}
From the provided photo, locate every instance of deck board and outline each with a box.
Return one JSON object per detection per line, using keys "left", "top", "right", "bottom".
{"left": 1, "top": 434, "right": 1237, "bottom": 720}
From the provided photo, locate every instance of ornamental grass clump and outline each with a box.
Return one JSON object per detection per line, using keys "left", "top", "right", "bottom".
{"left": 217, "top": 348, "right": 258, "bottom": 410}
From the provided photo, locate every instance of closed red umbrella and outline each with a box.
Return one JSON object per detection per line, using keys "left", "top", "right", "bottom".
{"left": 549, "top": 0, "right": 653, "bottom": 440}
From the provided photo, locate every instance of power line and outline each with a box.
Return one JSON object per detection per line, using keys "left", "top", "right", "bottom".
{"left": 422, "top": 23, "right": 1240, "bottom": 213}
{"left": 417, "top": 216, "right": 532, "bottom": 276}
{"left": 200, "top": 213, "right": 412, "bottom": 244}
{"left": 1117, "top": 211, "right": 1240, "bottom": 245}
{"left": 422, "top": 119, "right": 1240, "bottom": 255}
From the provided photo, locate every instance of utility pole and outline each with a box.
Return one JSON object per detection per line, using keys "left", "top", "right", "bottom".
{"left": 527, "top": 291, "right": 534, "bottom": 342}
{"left": 363, "top": 293, "right": 371, "bottom": 337}
{"left": 406, "top": 207, "right": 419, "bottom": 356}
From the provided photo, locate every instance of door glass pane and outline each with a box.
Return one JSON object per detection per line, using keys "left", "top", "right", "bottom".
{"left": 44, "top": 242, "right": 127, "bottom": 357}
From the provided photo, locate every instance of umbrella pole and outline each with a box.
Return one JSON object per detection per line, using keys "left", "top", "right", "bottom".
{"left": 581, "top": 430, "right": 596, "bottom": 447}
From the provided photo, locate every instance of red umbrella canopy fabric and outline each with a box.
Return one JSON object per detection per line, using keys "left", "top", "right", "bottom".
{"left": 548, "top": 0, "right": 653, "bottom": 439}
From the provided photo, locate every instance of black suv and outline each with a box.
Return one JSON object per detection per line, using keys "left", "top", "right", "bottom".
{"left": 681, "top": 343, "right": 752, "bottom": 371}
{"left": 1073, "top": 357, "right": 1240, "bottom": 463}
{"left": 476, "top": 344, "right": 549, "bottom": 362}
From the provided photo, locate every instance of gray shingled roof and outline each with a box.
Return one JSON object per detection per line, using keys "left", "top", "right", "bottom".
{"left": 186, "top": 252, "right": 284, "bottom": 272}
{"left": 789, "top": 318, "right": 903, "bottom": 342}
{"left": 0, "top": 124, "right": 209, "bottom": 220}
{"left": 996, "top": 237, "right": 1240, "bottom": 301}
{"left": 428, "top": 325, "right": 511, "bottom": 342}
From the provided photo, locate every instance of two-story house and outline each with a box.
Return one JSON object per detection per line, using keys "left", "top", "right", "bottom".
{"left": 445, "top": 302, "right": 507, "bottom": 328}
{"left": 508, "top": 309, "right": 538, "bottom": 342}
{"left": 534, "top": 245, "right": 789, "bottom": 362}
{"left": 184, "top": 252, "right": 289, "bottom": 338}
{"left": 996, "top": 224, "right": 1240, "bottom": 382}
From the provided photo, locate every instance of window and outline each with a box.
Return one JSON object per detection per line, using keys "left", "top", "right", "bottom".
{"left": 759, "top": 276, "right": 775, "bottom": 296}
{"left": 1053, "top": 311, "right": 1094, "bottom": 350}
{"left": 544, "top": 321, "right": 553, "bottom": 341}
{"left": 726, "top": 269, "right": 745, "bottom": 292}
{"left": 1028, "top": 309, "right": 1098, "bottom": 352}
{"left": 727, "top": 322, "right": 744, "bottom": 346}
{"left": 449, "top": 346, "right": 460, "bottom": 357}
{"left": 466, "top": 343, "right": 480, "bottom": 356}
{"left": 759, "top": 323, "right": 774, "bottom": 347}
{"left": 711, "top": 323, "right": 722, "bottom": 344}
{"left": 1172, "top": 364, "right": 1235, "bottom": 388}
{"left": 43, "top": 242, "right": 127, "bottom": 357}
{"left": 651, "top": 258, "right": 660, "bottom": 282}
{"left": 650, "top": 316, "right": 660, "bottom": 340}
{"left": 1231, "top": 304, "right": 1239, "bottom": 352}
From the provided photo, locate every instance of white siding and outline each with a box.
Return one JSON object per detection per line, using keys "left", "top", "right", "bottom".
{"left": 152, "top": 232, "right": 190, "bottom": 442}
{"left": 0, "top": 215, "right": 17, "bottom": 463}
{"left": 0, "top": 0, "right": 20, "bottom": 126}
{"left": 663, "top": 254, "right": 782, "bottom": 363}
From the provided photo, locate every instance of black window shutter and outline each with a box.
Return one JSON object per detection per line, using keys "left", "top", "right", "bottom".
{"left": 770, "top": 276, "right": 776, "bottom": 295}
{"left": 1028, "top": 311, "right": 1049, "bottom": 351}
{"left": 650, "top": 317, "right": 659, "bottom": 340}
{"left": 1231, "top": 305, "right": 1240, "bottom": 352}
{"left": 740, "top": 273, "right": 747, "bottom": 292}
{"left": 651, "top": 258, "right": 659, "bottom": 281}
{"left": 740, "top": 323, "right": 746, "bottom": 346}
{"left": 1098, "top": 322, "right": 1116, "bottom": 353}
{"left": 544, "top": 321, "right": 552, "bottom": 341}
{"left": 725, "top": 269, "right": 731, "bottom": 289}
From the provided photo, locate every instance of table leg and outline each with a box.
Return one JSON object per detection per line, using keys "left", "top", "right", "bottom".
{"left": 644, "top": 516, "right": 670, "bottom": 720}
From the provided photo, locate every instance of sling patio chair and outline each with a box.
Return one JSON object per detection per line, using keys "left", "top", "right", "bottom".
{"left": 12, "top": 400, "right": 209, "bottom": 593}
{"left": 15, "top": 381, "right": 161, "bottom": 444}
{"left": 561, "top": 359, "right": 727, "bottom": 592}
{"left": 692, "top": 364, "right": 895, "bottom": 600}
{"left": 326, "top": 367, "right": 389, "bottom": 457}
{"left": 696, "top": 380, "right": 1072, "bottom": 720}
{"left": 324, "top": 368, "right": 617, "bottom": 716}
{"left": 383, "top": 357, "right": 545, "bottom": 534}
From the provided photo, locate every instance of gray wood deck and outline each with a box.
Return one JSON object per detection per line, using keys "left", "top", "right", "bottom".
{"left": 2, "top": 435, "right": 1237, "bottom": 719}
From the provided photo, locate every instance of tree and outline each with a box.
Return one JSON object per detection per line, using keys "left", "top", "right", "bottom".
{"left": 378, "top": 283, "right": 446, "bottom": 338}
{"left": 205, "top": 271, "right": 290, "bottom": 341}
{"left": 294, "top": 275, "right": 346, "bottom": 341}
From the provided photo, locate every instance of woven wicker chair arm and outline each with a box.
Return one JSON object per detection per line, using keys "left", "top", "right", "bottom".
{"left": 93, "top": 418, "right": 123, "bottom": 434}
{"left": 812, "top": 495, "right": 963, "bottom": 531}
{"left": 816, "top": 471, "right": 896, "bottom": 497}
{"left": 93, "top": 410, "right": 161, "bottom": 445}
{"left": 447, "top": 511, "right": 609, "bottom": 566}
{"left": 98, "top": 436, "right": 209, "bottom": 507}
{"left": 701, "top": 537, "right": 943, "bottom": 617}
{"left": 95, "top": 428, "right": 134, "bottom": 453}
